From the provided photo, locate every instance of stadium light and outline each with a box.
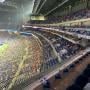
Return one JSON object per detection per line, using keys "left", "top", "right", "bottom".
{"left": 0, "top": 0, "right": 5, "bottom": 3}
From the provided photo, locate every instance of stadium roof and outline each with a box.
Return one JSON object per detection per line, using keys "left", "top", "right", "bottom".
{"left": 32, "top": 0, "right": 78, "bottom": 16}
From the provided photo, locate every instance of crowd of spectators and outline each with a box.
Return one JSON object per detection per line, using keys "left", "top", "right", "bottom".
{"left": 25, "top": 8, "right": 90, "bottom": 38}
{"left": 31, "top": 25, "right": 90, "bottom": 38}
{"left": 63, "top": 27, "right": 90, "bottom": 36}
{"left": 37, "top": 34, "right": 59, "bottom": 72}
{"left": 30, "top": 9, "right": 90, "bottom": 24}
{"left": 31, "top": 29, "right": 83, "bottom": 61}
{"left": 0, "top": 32, "right": 42, "bottom": 90}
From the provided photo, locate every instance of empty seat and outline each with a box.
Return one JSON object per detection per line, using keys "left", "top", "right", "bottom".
{"left": 52, "top": 59, "right": 57, "bottom": 65}
{"left": 51, "top": 60, "right": 55, "bottom": 66}
{"left": 69, "top": 64, "right": 75, "bottom": 69}
{"left": 48, "top": 61, "right": 52, "bottom": 67}
{"left": 55, "top": 73, "right": 61, "bottom": 79}
{"left": 63, "top": 68, "right": 69, "bottom": 73}
{"left": 43, "top": 80, "right": 51, "bottom": 88}
{"left": 74, "top": 60, "right": 80, "bottom": 64}
{"left": 79, "top": 58, "right": 83, "bottom": 61}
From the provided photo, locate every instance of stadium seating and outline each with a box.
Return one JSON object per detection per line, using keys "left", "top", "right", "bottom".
{"left": 62, "top": 27, "right": 90, "bottom": 36}
{"left": 39, "top": 36, "right": 59, "bottom": 71}
{"left": 32, "top": 29, "right": 83, "bottom": 61}
{"left": 30, "top": 9, "right": 90, "bottom": 24}
{"left": 33, "top": 25, "right": 90, "bottom": 37}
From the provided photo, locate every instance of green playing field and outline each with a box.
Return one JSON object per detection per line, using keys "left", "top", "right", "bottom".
{"left": 0, "top": 43, "right": 9, "bottom": 55}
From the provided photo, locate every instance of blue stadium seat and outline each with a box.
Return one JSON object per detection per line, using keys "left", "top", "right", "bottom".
{"left": 74, "top": 60, "right": 80, "bottom": 64}
{"left": 69, "top": 64, "right": 75, "bottom": 69}
{"left": 63, "top": 68, "right": 69, "bottom": 73}
{"left": 43, "top": 80, "right": 51, "bottom": 89}
{"left": 55, "top": 73, "right": 61, "bottom": 79}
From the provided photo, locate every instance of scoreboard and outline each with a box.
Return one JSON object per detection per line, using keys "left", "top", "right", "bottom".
{"left": 30, "top": 16, "right": 46, "bottom": 20}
